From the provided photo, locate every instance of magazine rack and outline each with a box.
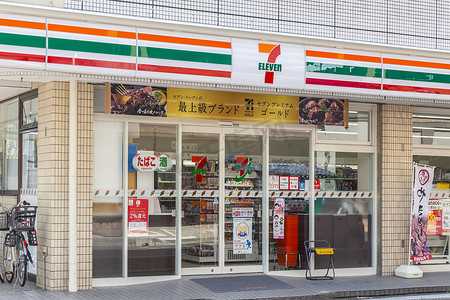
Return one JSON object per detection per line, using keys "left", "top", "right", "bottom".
{"left": 304, "top": 240, "right": 335, "bottom": 280}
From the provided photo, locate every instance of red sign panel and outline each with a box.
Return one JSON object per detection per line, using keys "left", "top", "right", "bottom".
{"left": 128, "top": 199, "right": 149, "bottom": 234}
{"left": 428, "top": 209, "right": 442, "bottom": 236}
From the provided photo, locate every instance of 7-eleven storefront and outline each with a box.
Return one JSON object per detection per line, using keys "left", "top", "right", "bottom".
{"left": 1, "top": 5, "right": 450, "bottom": 289}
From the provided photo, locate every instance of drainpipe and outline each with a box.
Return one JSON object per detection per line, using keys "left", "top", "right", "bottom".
{"left": 68, "top": 80, "right": 78, "bottom": 292}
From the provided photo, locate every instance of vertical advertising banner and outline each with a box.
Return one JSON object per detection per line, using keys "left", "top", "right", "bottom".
{"left": 427, "top": 199, "right": 443, "bottom": 236}
{"left": 233, "top": 207, "right": 253, "bottom": 254}
{"left": 128, "top": 199, "right": 149, "bottom": 234}
{"left": 273, "top": 198, "right": 285, "bottom": 239}
{"left": 442, "top": 199, "right": 450, "bottom": 235}
{"left": 411, "top": 165, "right": 434, "bottom": 262}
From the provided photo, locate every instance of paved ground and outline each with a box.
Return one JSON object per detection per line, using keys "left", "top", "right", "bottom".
{"left": 2, "top": 272, "right": 450, "bottom": 299}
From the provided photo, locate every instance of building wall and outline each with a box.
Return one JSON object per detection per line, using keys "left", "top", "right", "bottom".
{"left": 36, "top": 81, "right": 93, "bottom": 290}
{"left": 380, "top": 104, "right": 413, "bottom": 275}
{"left": 65, "top": 0, "right": 450, "bottom": 51}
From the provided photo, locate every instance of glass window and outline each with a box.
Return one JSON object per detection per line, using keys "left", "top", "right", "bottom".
{"left": 21, "top": 132, "right": 37, "bottom": 189}
{"left": 413, "top": 113, "right": 450, "bottom": 147}
{"left": 314, "top": 151, "right": 373, "bottom": 268}
{"left": 413, "top": 155, "right": 450, "bottom": 263}
{"left": 0, "top": 98, "right": 19, "bottom": 191}
{"left": 128, "top": 123, "right": 177, "bottom": 276}
{"left": 268, "top": 130, "right": 309, "bottom": 271}
{"left": 317, "top": 110, "right": 370, "bottom": 143}
{"left": 182, "top": 131, "right": 219, "bottom": 269}
{"left": 93, "top": 121, "right": 124, "bottom": 278}
{"left": 21, "top": 95, "right": 38, "bottom": 130}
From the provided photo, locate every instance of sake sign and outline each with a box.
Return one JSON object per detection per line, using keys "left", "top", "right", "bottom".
{"left": 132, "top": 154, "right": 173, "bottom": 172}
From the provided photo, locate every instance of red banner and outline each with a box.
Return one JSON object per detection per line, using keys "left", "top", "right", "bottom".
{"left": 427, "top": 209, "right": 442, "bottom": 236}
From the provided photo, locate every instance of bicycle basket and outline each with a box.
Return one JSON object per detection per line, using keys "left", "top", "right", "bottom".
{"left": 0, "top": 211, "right": 8, "bottom": 231}
{"left": 10, "top": 206, "right": 37, "bottom": 231}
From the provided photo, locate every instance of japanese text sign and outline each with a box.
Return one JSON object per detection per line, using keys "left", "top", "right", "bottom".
{"left": 132, "top": 154, "right": 172, "bottom": 172}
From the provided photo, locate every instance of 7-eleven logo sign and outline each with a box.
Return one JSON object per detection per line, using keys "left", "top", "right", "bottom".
{"left": 258, "top": 43, "right": 282, "bottom": 84}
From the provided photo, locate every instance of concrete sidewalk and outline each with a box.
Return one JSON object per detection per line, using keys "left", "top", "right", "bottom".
{"left": 1, "top": 272, "right": 450, "bottom": 299}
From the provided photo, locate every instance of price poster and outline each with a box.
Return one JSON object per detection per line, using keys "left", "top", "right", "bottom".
{"left": 289, "top": 176, "right": 299, "bottom": 190}
{"left": 233, "top": 207, "right": 253, "bottom": 254}
{"left": 128, "top": 199, "right": 149, "bottom": 234}
{"left": 442, "top": 199, "right": 450, "bottom": 235}
{"left": 279, "top": 176, "right": 289, "bottom": 190}
{"left": 273, "top": 198, "right": 285, "bottom": 239}
{"left": 428, "top": 199, "right": 442, "bottom": 236}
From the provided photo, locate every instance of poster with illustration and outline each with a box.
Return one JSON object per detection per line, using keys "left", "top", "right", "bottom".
{"left": 411, "top": 165, "right": 434, "bottom": 262}
{"left": 233, "top": 207, "right": 253, "bottom": 254}
{"left": 273, "top": 198, "right": 285, "bottom": 239}
{"left": 128, "top": 198, "right": 149, "bottom": 234}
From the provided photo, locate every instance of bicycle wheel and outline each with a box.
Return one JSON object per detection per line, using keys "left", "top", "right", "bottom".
{"left": 3, "top": 239, "right": 14, "bottom": 283}
{"left": 0, "top": 263, "right": 4, "bottom": 283}
{"left": 16, "top": 235, "right": 27, "bottom": 287}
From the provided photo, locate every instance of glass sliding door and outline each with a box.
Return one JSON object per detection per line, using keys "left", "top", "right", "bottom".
{"left": 268, "top": 129, "right": 309, "bottom": 271}
{"left": 127, "top": 123, "right": 177, "bottom": 276}
{"left": 182, "top": 130, "right": 220, "bottom": 270}
{"left": 224, "top": 131, "right": 263, "bottom": 270}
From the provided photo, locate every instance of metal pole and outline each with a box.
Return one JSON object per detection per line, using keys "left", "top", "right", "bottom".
{"left": 68, "top": 80, "right": 78, "bottom": 292}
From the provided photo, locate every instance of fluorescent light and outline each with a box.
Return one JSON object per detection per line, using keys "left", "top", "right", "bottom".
{"left": 413, "top": 135, "right": 450, "bottom": 140}
{"left": 413, "top": 114, "right": 450, "bottom": 120}
{"left": 413, "top": 126, "right": 450, "bottom": 132}
{"left": 318, "top": 131, "right": 358, "bottom": 135}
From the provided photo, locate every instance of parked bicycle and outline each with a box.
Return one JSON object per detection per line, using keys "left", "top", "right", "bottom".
{"left": 0, "top": 200, "right": 38, "bottom": 287}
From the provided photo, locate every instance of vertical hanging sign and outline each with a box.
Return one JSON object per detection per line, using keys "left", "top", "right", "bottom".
{"left": 411, "top": 165, "right": 434, "bottom": 262}
{"left": 233, "top": 207, "right": 253, "bottom": 254}
{"left": 273, "top": 198, "right": 285, "bottom": 239}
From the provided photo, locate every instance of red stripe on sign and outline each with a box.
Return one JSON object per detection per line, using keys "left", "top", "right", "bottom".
{"left": 138, "top": 64, "right": 231, "bottom": 78}
{"left": 47, "top": 56, "right": 73, "bottom": 64}
{"left": 383, "top": 84, "right": 450, "bottom": 95}
{"left": 306, "top": 78, "right": 381, "bottom": 89}
{"left": 0, "top": 51, "right": 45, "bottom": 63}
{"left": 48, "top": 56, "right": 135, "bottom": 70}
{"left": 75, "top": 58, "right": 135, "bottom": 70}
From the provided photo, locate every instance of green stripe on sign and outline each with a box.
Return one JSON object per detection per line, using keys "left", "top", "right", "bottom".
{"left": 384, "top": 69, "right": 450, "bottom": 84}
{"left": 0, "top": 32, "right": 45, "bottom": 48}
{"left": 48, "top": 37, "right": 136, "bottom": 56}
{"left": 306, "top": 62, "right": 382, "bottom": 78}
{"left": 139, "top": 46, "right": 231, "bottom": 65}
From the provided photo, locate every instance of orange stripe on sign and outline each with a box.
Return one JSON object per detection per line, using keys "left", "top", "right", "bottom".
{"left": 383, "top": 57, "right": 450, "bottom": 70}
{"left": 306, "top": 50, "right": 381, "bottom": 63}
{"left": 48, "top": 23, "right": 136, "bottom": 39}
{"left": 139, "top": 33, "right": 231, "bottom": 49}
{"left": 0, "top": 18, "right": 45, "bottom": 30}
{"left": 258, "top": 43, "right": 277, "bottom": 53}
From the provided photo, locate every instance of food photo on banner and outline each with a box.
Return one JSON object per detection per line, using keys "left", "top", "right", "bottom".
{"left": 411, "top": 165, "right": 435, "bottom": 262}
{"left": 106, "top": 83, "right": 167, "bottom": 116}
{"left": 299, "top": 97, "right": 349, "bottom": 126}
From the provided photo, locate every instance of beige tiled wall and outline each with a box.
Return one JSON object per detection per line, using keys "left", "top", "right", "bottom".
{"left": 380, "top": 104, "right": 413, "bottom": 275}
{"left": 36, "top": 81, "right": 93, "bottom": 290}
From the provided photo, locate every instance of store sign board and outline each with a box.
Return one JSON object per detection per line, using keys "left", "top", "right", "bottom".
{"left": 411, "top": 165, "right": 434, "bottom": 262}
{"left": 273, "top": 198, "right": 285, "bottom": 239}
{"left": 231, "top": 39, "right": 305, "bottom": 89}
{"left": 233, "top": 207, "right": 253, "bottom": 254}
{"left": 128, "top": 199, "right": 149, "bottom": 234}
{"left": 132, "top": 154, "right": 173, "bottom": 172}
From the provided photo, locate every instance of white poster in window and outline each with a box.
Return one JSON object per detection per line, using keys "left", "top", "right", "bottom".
{"left": 279, "top": 176, "right": 289, "bottom": 190}
{"left": 273, "top": 198, "right": 285, "bottom": 239}
{"left": 233, "top": 207, "right": 253, "bottom": 254}
{"left": 442, "top": 199, "right": 450, "bottom": 235}
{"left": 269, "top": 175, "right": 279, "bottom": 190}
{"left": 289, "top": 176, "right": 299, "bottom": 190}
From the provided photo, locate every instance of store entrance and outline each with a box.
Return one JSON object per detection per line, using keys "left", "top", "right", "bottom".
{"left": 181, "top": 126, "right": 263, "bottom": 275}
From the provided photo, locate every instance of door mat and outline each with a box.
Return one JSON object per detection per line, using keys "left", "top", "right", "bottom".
{"left": 191, "top": 275, "right": 294, "bottom": 293}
